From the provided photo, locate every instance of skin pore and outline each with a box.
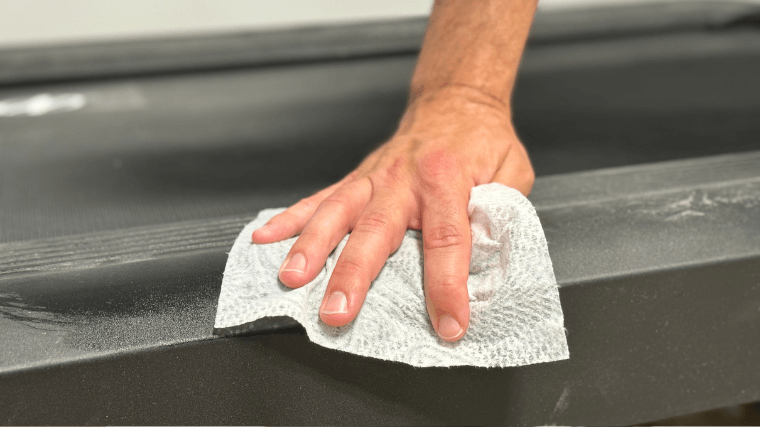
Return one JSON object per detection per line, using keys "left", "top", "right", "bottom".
{"left": 252, "top": 0, "right": 538, "bottom": 342}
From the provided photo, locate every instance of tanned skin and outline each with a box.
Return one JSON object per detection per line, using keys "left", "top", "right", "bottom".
{"left": 252, "top": 0, "right": 538, "bottom": 342}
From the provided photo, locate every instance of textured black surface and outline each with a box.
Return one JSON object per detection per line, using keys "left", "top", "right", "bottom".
{"left": 3, "top": 258, "right": 759, "bottom": 425}
{"left": 3, "top": 29, "right": 760, "bottom": 242}
{"left": 1, "top": 1, "right": 758, "bottom": 85}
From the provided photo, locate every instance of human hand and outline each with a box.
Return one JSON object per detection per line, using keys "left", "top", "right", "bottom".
{"left": 251, "top": 86, "right": 534, "bottom": 342}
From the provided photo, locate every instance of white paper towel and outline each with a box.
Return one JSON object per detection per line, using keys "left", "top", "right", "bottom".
{"left": 214, "top": 183, "right": 569, "bottom": 368}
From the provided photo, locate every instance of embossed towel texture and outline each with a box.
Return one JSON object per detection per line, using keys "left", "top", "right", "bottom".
{"left": 214, "top": 183, "right": 569, "bottom": 367}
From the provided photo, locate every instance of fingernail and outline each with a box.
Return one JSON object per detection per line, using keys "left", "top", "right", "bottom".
{"left": 438, "top": 315, "right": 463, "bottom": 340}
{"left": 281, "top": 253, "right": 306, "bottom": 274}
{"left": 322, "top": 291, "right": 348, "bottom": 315}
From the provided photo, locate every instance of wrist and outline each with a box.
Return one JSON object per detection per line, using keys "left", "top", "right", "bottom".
{"left": 397, "top": 84, "right": 513, "bottom": 136}
{"left": 409, "top": 83, "right": 509, "bottom": 112}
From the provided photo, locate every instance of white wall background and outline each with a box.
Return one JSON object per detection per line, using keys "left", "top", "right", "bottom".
{"left": 0, "top": 0, "right": 756, "bottom": 48}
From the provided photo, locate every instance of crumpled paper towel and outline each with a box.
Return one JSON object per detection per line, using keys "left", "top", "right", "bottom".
{"left": 214, "top": 183, "right": 569, "bottom": 368}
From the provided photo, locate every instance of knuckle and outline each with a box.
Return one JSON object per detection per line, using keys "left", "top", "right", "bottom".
{"left": 524, "top": 167, "right": 536, "bottom": 184}
{"left": 522, "top": 169, "right": 536, "bottom": 193}
{"left": 424, "top": 223, "right": 465, "bottom": 250}
{"left": 382, "top": 157, "right": 409, "bottom": 185}
{"left": 354, "top": 211, "right": 391, "bottom": 236}
{"left": 430, "top": 277, "right": 463, "bottom": 293}
{"left": 291, "top": 197, "right": 318, "bottom": 216}
{"left": 343, "top": 170, "right": 360, "bottom": 182}
{"left": 367, "top": 157, "right": 411, "bottom": 191}
{"left": 295, "top": 224, "right": 324, "bottom": 241}
{"left": 417, "top": 150, "right": 461, "bottom": 188}
{"left": 332, "top": 257, "right": 366, "bottom": 280}
{"left": 514, "top": 142, "right": 536, "bottom": 189}
{"left": 319, "top": 194, "right": 353, "bottom": 217}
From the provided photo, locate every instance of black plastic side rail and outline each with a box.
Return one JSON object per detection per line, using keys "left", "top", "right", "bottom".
{"left": 1, "top": 151, "right": 759, "bottom": 425}
{"left": 1, "top": 0, "right": 758, "bottom": 86}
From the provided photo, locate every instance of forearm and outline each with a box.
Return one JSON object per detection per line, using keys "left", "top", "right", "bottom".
{"left": 409, "top": 0, "right": 538, "bottom": 108}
